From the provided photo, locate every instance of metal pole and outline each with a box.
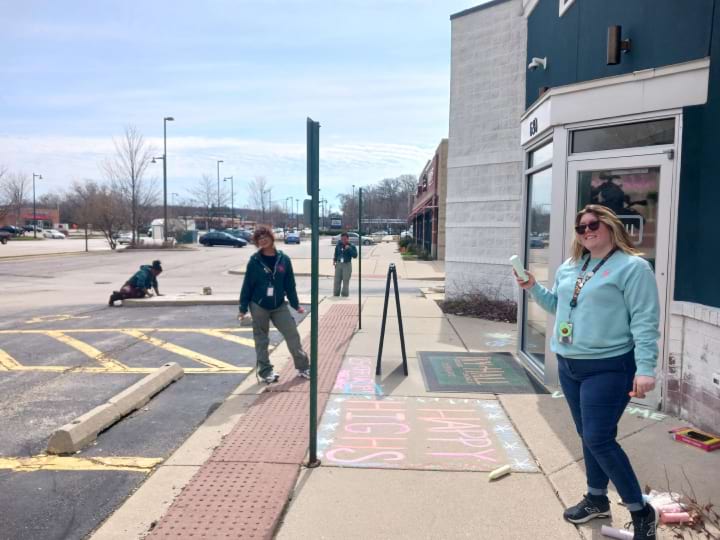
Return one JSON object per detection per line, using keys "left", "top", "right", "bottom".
{"left": 358, "top": 188, "right": 362, "bottom": 330}
{"left": 32, "top": 174, "right": 37, "bottom": 238}
{"left": 163, "top": 121, "right": 168, "bottom": 241}
{"left": 216, "top": 160, "right": 223, "bottom": 227}
{"left": 85, "top": 223, "right": 88, "bottom": 252}
{"left": 307, "top": 118, "right": 321, "bottom": 467}
{"left": 295, "top": 198, "right": 299, "bottom": 229}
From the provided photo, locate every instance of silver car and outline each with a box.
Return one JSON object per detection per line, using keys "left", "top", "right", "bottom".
{"left": 331, "top": 232, "right": 374, "bottom": 245}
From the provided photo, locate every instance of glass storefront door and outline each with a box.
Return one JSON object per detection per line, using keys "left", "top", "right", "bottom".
{"left": 566, "top": 154, "right": 673, "bottom": 408}
{"left": 521, "top": 142, "right": 553, "bottom": 373}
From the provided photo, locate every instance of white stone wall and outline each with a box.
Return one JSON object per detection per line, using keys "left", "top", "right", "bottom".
{"left": 666, "top": 302, "right": 720, "bottom": 434}
{"left": 446, "top": 0, "right": 527, "bottom": 302}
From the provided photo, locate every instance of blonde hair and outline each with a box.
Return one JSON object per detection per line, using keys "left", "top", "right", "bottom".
{"left": 570, "top": 204, "right": 641, "bottom": 261}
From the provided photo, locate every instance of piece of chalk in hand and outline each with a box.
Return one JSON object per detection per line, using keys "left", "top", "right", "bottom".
{"left": 488, "top": 464, "right": 512, "bottom": 481}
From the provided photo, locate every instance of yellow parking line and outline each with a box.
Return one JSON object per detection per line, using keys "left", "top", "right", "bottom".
{"left": 0, "top": 364, "right": 251, "bottom": 374}
{"left": 45, "top": 331, "right": 129, "bottom": 371}
{"left": 197, "top": 329, "right": 255, "bottom": 347}
{"left": 0, "top": 348, "right": 23, "bottom": 370}
{"left": 120, "top": 330, "right": 241, "bottom": 371}
{"left": 0, "top": 455, "right": 162, "bottom": 473}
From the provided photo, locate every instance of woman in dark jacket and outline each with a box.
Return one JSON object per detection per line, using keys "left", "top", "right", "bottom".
{"left": 238, "top": 227, "right": 309, "bottom": 383}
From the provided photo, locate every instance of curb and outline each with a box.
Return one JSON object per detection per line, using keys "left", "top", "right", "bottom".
{"left": 122, "top": 295, "right": 312, "bottom": 308}
{"left": 47, "top": 363, "right": 184, "bottom": 455}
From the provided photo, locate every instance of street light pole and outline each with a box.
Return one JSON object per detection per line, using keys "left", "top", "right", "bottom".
{"left": 295, "top": 198, "right": 299, "bottom": 229}
{"left": 285, "top": 196, "right": 293, "bottom": 229}
{"left": 224, "top": 176, "right": 234, "bottom": 228}
{"left": 162, "top": 116, "right": 174, "bottom": 241}
{"left": 32, "top": 173, "right": 42, "bottom": 238}
{"left": 216, "top": 160, "right": 224, "bottom": 227}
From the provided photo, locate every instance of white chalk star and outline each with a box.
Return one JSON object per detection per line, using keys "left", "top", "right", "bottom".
{"left": 321, "top": 423, "right": 339, "bottom": 432}
{"left": 318, "top": 438, "right": 335, "bottom": 445}
{"left": 512, "top": 459, "right": 537, "bottom": 471}
{"left": 503, "top": 442, "right": 519, "bottom": 451}
{"left": 494, "top": 425, "right": 512, "bottom": 433}
{"left": 487, "top": 413, "right": 502, "bottom": 420}
{"left": 480, "top": 402, "right": 500, "bottom": 409}
{"left": 334, "top": 397, "right": 346, "bottom": 403}
{"left": 325, "top": 408, "right": 341, "bottom": 416}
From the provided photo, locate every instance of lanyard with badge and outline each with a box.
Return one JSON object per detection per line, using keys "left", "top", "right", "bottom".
{"left": 558, "top": 248, "right": 616, "bottom": 344}
{"left": 259, "top": 254, "right": 280, "bottom": 298}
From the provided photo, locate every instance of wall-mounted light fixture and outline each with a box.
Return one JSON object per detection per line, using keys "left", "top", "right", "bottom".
{"left": 607, "top": 25, "right": 631, "bottom": 65}
{"left": 528, "top": 57, "right": 547, "bottom": 71}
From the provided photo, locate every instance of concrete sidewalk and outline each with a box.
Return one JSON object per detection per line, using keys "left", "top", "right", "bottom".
{"left": 91, "top": 293, "right": 719, "bottom": 539}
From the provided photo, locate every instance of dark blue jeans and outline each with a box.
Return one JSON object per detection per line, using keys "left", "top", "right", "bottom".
{"left": 558, "top": 350, "right": 643, "bottom": 506}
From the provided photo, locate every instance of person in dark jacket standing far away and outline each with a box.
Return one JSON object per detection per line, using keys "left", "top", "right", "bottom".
{"left": 515, "top": 204, "right": 660, "bottom": 540}
{"left": 109, "top": 260, "right": 163, "bottom": 306}
{"left": 333, "top": 232, "right": 358, "bottom": 297}
{"left": 238, "top": 227, "right": 310, "bottom": 384}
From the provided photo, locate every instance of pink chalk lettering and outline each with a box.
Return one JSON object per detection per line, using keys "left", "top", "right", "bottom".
{"left": 416, "top": 409, "right": 476, "bottom": 416}
{"left": 345, "top": 423, "right": 411, "bottom": 435}
{"left": 428, "top": 437, "right": 493, "bottom": 449}
{"left": 346, "top": 412, "right": 406, "bottom": 421}
{"left": 428, "top": 448, "right": 497, "bottom": 462}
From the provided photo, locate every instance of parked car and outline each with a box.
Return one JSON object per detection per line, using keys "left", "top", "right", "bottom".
{"left": 227, "top": 229, "right": 253, "bottom": 243}
{"left": 529, "top": 235, "right": 545, "bottom": 248}
{"left": 43, "top": 229, "right": 66, "bottom": 239}
{"left": 331, "top": 232, "right": 374, "bottom": 245}
{"left": 400, "top": 230, "right": 412, "bottom": 239}
{"left": 284, "top": 231, "right": 301, "bottom": 244}
{"left": 116, "top": 232, "right": 133, "bottom": 245}
{"left": 0, "top": 225, "right": 23, "bottom": 236}
{"left": 0, "top": 230, "right": 10, "bottom": 244}
{"left": 23, "top": 225, "right": 42, "bottom": 233}
{"left": 200, "top": 231, "right": 247, "bottom": 248}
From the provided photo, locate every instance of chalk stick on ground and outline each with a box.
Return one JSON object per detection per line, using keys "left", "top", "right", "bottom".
{"left": 488, "top": 464, "right": 512, "bottom": 481}
{"left": 600, "top": 525, "right": 633, "bottom": 539}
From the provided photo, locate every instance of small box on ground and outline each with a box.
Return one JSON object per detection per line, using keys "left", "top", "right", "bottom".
{"left": 669, "top": 426, "right": 720, "bottom": 452}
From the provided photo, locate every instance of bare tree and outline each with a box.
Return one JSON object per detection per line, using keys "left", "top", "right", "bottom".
{"left": 247, "top": 176, "right": 271, "bottom": 224}
{"left": 0, "top": 172, "right": 31, "bottom": 226}
{"left": 102, "top": 126, "right": 157, "bottom": 243}
{"left": 190, "top": 174, "right": 217, "bottom": 231}
{"left": 0, "top": 165, "right": 9, "bottom": 221}
{"left": 66, "top": 180, "right": 126, "bottom": 249}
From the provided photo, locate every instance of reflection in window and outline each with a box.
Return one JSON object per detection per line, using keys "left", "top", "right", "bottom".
{"left": 528, "top": 141, "right": 553, "bottom": 168}
{"left": 571, "top": 119, "right": 674, "bottom": 154}
{"left": 577, "top": 167, "right": 660, "bottom": 269}
{"left": 522, "top": 166, "right": 552, "bottom": 367}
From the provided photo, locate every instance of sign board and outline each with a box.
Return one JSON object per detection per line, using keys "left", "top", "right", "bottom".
{"left": 520, "top": 98, "right": 552, "bottom": 146}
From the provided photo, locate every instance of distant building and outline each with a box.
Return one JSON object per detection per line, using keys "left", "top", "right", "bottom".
{"left": 0, "top": 207, "right": 60, "bottom": 229}
{"left": 408, "top": 139, "right": 448, "bottom": 260}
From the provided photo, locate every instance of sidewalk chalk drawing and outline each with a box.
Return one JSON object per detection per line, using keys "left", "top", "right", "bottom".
{"left": 333, "top": 356, "right": 384, "bottom": 396}
{"left": 551, "top": 391, "right": 667, "bottom": 421}
{"left": 484, "top": 332, "right": 514, "bottom": 348}
{"left": 317, "top": 395, "right": 539, "bottom": 473}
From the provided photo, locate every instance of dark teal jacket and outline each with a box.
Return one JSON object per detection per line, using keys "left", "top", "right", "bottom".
{"left": 333, "top": 242, "right": 358, "bottom": 263}
{"left": 127, "top": 265, "right": 158, "bottom": 291}
{"left": 239, "top": 250, "right": 299, "bottom": 313}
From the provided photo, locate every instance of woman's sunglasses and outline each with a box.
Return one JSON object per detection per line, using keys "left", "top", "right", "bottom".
{"left": 574, "top": 220, "right": 601, "bottom": 235}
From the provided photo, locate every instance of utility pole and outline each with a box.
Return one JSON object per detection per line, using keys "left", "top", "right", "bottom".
{"left": 216, "top": 160, "right": 223, "bottom": 228}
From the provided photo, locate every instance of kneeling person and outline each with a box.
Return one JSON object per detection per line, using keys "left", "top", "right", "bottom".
{"left": 109, "top": 260, "right": 163, "bottom": 306}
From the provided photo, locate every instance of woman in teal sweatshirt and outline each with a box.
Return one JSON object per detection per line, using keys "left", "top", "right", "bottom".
{"left": 516, "top": 204, "right": 659, "bottom": 539}
{"left": 238, "top": 227, "right": 309, "bottom": 384}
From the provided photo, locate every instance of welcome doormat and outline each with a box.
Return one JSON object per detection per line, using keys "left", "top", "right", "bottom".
{"left": 418, "top": 352, "right": 548, "bottom": 394}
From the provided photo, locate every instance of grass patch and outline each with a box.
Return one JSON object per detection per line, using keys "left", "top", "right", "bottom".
{"left": 10, "top": 236, "right": 44, "bottom": 241}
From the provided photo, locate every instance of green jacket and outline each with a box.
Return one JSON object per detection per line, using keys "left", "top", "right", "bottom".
{"left": 333, "top": 242, "right": 358, "bottom": 263}
{"left": 127, "top": 265, "right": 158, "bottom": 291}
{"left": 239, "top": 250, "right": 299, "bottom": 313}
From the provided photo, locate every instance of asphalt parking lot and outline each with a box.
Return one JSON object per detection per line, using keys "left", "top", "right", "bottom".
{"left": 0, "top": 304, "right": 306, "bottom": 540}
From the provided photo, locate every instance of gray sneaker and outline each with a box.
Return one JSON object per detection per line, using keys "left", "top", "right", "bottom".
{"left": 297, "top": 369, "right": 311, "bottom": 379}
{"left": 263, "top": 372, "right": 280, "bottom": 384}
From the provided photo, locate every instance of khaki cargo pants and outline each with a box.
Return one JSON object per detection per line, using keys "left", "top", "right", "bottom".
{"left": 333, "top": 261, "right": 352, "bottom": 297}
{"left": 249, "top": 302, "right": 309, "bottom": 378}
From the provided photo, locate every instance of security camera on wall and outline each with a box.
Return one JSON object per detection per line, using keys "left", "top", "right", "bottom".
{"left": 528, "top": 57, "right": 547, "bottom": 71}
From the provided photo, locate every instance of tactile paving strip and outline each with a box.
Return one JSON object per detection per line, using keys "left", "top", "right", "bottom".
{"left": 147, "top": 462, "right": 299, "bottom": 540}
{"left": 148, "top": 305, "right": 359, "bottom": 539}
{"left": 212, "top": 392, "right": 311, "bottom": 464}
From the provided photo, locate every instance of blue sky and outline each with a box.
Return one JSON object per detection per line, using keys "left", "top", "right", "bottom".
{"left": 1, "top": 0, "right": 481, "bottom": 212}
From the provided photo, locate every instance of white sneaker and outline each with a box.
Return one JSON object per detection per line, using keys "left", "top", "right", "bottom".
{"left": 263, "top": 372, "right": 280, "bottom": 384}
{"left": 297, "top": 369, "right": 311, "bottom": 379}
